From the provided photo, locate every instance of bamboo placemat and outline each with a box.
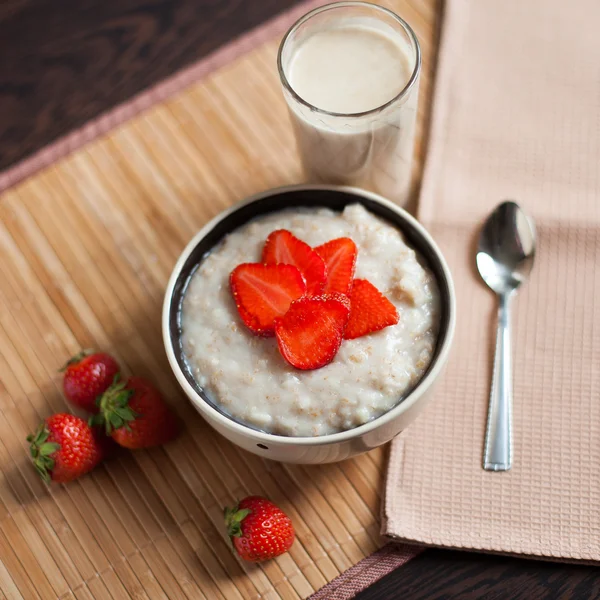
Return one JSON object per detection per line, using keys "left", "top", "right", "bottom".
{"left": 0, "top": 1, "right": 438, "bottom": 598}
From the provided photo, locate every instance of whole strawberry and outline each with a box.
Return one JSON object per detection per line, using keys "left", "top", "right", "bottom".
{"left": 225, "top": 496, "right": 295, "bottom": 562}
{"left": 93, "top": 376, "right": 180, "bottom": 449}
{"left": 27, "top": 413, "right": 106, "bottom": 483}
{"left": 61, "top": 351, "right": 120, "bottom": 413}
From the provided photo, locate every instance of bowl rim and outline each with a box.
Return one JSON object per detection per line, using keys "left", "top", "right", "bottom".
{"left": 162, "top": 184, "right": 456, "bottom": 446}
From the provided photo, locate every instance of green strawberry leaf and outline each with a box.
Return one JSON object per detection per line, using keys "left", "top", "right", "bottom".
{"left": 40, "top": 443, "right": 60, "bottom": 456}
{"left": 59, "top": 349, "right": 93, "bottom": 372}
{"left": 224, "top": 505, "right": 251, "bottom": 538}
{"left": 94, "top": 375, "right": 138, "bottom": 435}
{"left": 28, "top": 423, "right": 58, "bottom": 483}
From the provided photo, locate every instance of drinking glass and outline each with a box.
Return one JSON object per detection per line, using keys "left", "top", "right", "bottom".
{"left": 278, "top": 1, "right": 421, "bottom": 206}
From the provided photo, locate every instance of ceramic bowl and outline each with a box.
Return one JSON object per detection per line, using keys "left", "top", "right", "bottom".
{"left": 162, "top": 184, "right": 455, "bottom": 464}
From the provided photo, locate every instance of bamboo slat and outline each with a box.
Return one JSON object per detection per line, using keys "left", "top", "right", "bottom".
{"left": 0, "top": 1, "right": 438, "bottom": 597}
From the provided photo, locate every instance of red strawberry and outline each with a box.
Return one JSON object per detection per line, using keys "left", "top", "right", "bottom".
{"left": 314, "top": 237, "right": 357, "bottom": 295}
{"left": 27, "top": 413, "right": 106, "bottom": 483}
{"left": 344, "top": 279, "right": 399, "bottom": 340}
{"left": 225, "top": 496, "right": 295, "bottom": 562}
{"left": 262, "top": 230, "right": 327, "bottom": 295}
{"left": 93, "top": 376, "right": 180, "bottom": 449}
{"left": 230, "top": 263, "right": 306, "bottom": 336}
{"left": 274, "top": 294, "right": 350, "bottom": 370}
{"left": 61, "top": 351, "right": 120, "bottom": 413}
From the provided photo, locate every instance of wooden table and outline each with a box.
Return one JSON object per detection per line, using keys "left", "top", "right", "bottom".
{"left": 1, "top": 1, "right": 599, "bottom": 599}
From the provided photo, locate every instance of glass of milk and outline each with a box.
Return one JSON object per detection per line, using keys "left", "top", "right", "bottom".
{"left": 278, "top": 2, "right": 421, "bottom": 207}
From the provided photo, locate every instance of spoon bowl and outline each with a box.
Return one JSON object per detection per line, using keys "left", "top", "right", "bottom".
{"left": 477, "top": 202, "right": 536, "bottom": 296}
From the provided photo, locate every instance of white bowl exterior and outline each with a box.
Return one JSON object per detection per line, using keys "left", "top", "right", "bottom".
{"left": 163, "top": 184, "right": 456, "bottom": 464}
{"left": 181, "top": 365, "right": 446, "bottom": 463}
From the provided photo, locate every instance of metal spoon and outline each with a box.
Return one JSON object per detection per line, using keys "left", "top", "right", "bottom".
{"left": 476, "top": 201, "right": 536, "bottom": 471}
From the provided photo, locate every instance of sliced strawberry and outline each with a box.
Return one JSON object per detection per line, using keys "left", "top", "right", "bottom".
{"left": 274, "top": 294, "right": 350, "bottom": 370}
{"left": 344, "top": 279, "right": 399, "bottom": 340}
{"left": 230, "top": 263, "right": 306, "bottom": 336}
{"left": 262, "top": 230, "right": 326, "bottom": 296}
{"left": 314, "top": 237, "right": 357, "bottom": 295}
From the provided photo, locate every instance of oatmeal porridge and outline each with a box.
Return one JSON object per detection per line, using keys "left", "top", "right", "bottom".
{"left": 181, "top": 204, "right": 440, "bottom": 437}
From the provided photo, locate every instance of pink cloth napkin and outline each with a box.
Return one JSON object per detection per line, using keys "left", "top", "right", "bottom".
{"left": 384, "top": 0, "right": 600, "bottom": 561}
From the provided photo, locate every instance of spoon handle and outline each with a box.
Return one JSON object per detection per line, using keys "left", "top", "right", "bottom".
{"left": 483, "top": 292, "right": 513, "bottom": 471}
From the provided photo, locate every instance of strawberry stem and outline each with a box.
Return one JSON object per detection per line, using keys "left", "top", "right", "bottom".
{"left": 224, "top": 505, "right": 251, "bottom": 538}
{"left": 59, "top": 349, "right": 94, "bottom": 372}
{"left": 27, "top": 424, "right": 60, "bottom": 483}
{"left": 90, "top": 375, "right": 138, "bottom": 435}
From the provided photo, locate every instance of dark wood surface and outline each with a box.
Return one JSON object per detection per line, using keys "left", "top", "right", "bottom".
{"left": 0, "top": 0, "right": 304, "bottom": 171}
{"left": 355, "top": 549, "right": 600, "bottom": 600}
{"left": 2, "top": 1, "right": 598, "bottom": 598}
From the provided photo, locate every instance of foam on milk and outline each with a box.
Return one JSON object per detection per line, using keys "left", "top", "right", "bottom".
{"left": 288, "top": 26, "right": 411, "bottom": 114}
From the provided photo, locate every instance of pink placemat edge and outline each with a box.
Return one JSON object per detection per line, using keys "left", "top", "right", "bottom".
{"left": 0, "top": 0, "right": 327, "bottom": 194}
{"left": 308, "top": 542, "right": 423, "bottom": 600}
